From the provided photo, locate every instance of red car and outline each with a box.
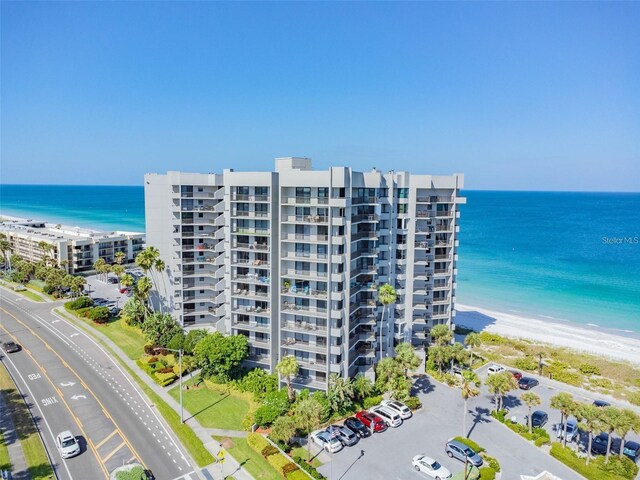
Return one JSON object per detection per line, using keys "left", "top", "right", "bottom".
{"left": 355, "top": 411, "right": 387, "bottom": 433}
{"left": 509, "top": 370, "right": 523, "bottom": 380}
{"left": 120, "top": 287, "right": 130, "bottom": 294}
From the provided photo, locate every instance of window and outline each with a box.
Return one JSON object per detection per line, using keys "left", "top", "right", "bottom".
{"left": 296, "top": 187, "right": 311, "bottom": 197}
{"left": 318, "top": 187, "right": 329, "bottom": 198}
{"left": 332, "top": 188, "right": 345, "bottom": 198}
{"left": 397, "top": 204, "right": 408, "bottom": 214}
{"left": 317, "top": 244, "right": 327, "bottom": 258}
{"left": 397, "top": 188, "right": 409, "bottom": 199}
{"left": 255, "top": 186, "right": 268, "bottom": 197}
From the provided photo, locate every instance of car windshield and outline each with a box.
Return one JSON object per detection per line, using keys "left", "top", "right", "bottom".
{"left": 594, "top": 436, "right": 606, "bottom": 445}
{"left": 61, "top": 438, "right": 76, "bottom": 447}
{"left": 430, "top": 461, "right": 441, "bottom": 469}
{"left": 464, "top": 448, "right": 475, "bottom": 456}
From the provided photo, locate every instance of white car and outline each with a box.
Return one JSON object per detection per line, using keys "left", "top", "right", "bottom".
{"left": 381, "top": 399, "right": 412, "bottom": 419}
{"left": 56, "top": 431, "right": 80, "bottom": 459}
{"left": 487, "top": 365, "right": 505, "bottom": 375}
{"left": 412, "top": 454, "right": 452, "bottom": 479}
{"left": 310, "top": 429, "right": 343, "bottom": 453}
{"left": 369, "top": 406, "right": 403, "bottom": 427}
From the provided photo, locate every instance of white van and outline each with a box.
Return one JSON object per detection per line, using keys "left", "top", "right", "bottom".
{"left": 370, "top": 406, "right": 403, "bottom": 427}
{"left": 487, "top": 365, "right": 505, "bottom": 375}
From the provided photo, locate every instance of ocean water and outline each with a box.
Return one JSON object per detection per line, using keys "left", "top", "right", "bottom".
{"left": 1, "top": 185, "right": 639, "bottom": 331}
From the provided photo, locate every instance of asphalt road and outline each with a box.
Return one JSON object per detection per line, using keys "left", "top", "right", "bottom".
{"left": 0, "top": 290, "right": 193, "bottom": 480}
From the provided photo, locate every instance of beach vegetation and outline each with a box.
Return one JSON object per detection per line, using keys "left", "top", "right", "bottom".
{"left": 520, "top": 391, "right": 541, "bottom": 434}
{"left": 550, "top": 442, "right": 638, "bottom": 480}
{"left": 485, "top": 371, "right": 518, "bottom": 412}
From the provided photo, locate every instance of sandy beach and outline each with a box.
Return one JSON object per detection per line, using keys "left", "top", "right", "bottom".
{"left": 455, "top": 303, "right": 640, "bottom": 365}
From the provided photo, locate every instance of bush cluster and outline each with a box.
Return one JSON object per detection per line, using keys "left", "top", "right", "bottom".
{"left": 89, "top": 306, "right": 110, "bottom": 323}
{"left": 362, "top": 395, "right": 383, "bottom": 409}
{"left": 246, "top": 433, "right": 301, "bottom": 478}
{"left": 453, "top": 436, "right": 485, "bottom": 454}
{"left": 67, "top": 296, "right": 93, "bottom": 310}
{"left": 403, "top": 396, "right": 422, "bottom": 410}
{"left": 550, "top": 442, "right": 638, "bottom": 480}
{"left": 514, "top": 357, "right": 538, "bottom": 371}
{"left": 293, "top": 455, "right": 325, "bottom": 480}
{"left": 478, "top": 467, "right": 496, "bottom": 480}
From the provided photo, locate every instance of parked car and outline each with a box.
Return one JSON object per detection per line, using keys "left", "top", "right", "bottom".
{"left": 487, "top": 365, "right": 505, "bottom": 375}
{"left": 2, "top": 342, "right": 20, "bottom": 354}
{"left": 326, "top": 425, "right": 359, "bottom": 447}
{"left": 107, "top": 277, "right": 118, "bottom": 284}
{"left": 591, "top": 433, "right": 615, "bottom": 455}
{"left": 344, "top": 417, "right": 371, "bottom": 438}
{"left": 525, "top": 410, "right": 548, "bottom": 428}
{"left": 310, "top": 429, "right": 343, "bottom": 453}
{"left": 411, "top": 454, "right": 452, "bottom": 479}
{"left": 109, "top": 307, "right": 121, "bottom": 316}
{"left": 355, "top": 411, "right": 387, "bottom": 433}
{"left": 509, "top": 370, "right": 523, "bottom": 380}
{"left": 444, "top": 439, "right": 483, "bottom": 467}
{"left": 381, "top": 399, "right": 412, "bottom": 419}
{"left": 556, "top": 418, "right": 579, "bottom": 443}
{"left": 518, "top": 377, "right": 539, "bottom": 390}
{"left": 593, "top": 399, "right": 611, "bottom": 408}
{"left": 622, "top": 441, "right": 640, "bottom": 461}
{"left": 370, "top": 406, "right": 402, "bottom": 428}
{"left": 56, "top": 431, "right": 80, "bottom": 459}
{"left": 119, "top": 287, "right": 130, "bottom": 294}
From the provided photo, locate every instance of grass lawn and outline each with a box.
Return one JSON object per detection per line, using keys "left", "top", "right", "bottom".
{"left": 55, "top": 309, "right": 215, "bottom": 467}
{"left": 214, "top": 436, "right": 281, "bottom": 480}
{"left": 290, "top": 446, "right": 322, "bottom": 468}
{"left": 0, "top": 365, "right": 54, "bottom": 480}
{"left": 58, "top": 308, "right": 146, "bottom": 359}
{"left": 169, "top": 379, "right": 250, "bottom": 431}
{"left": 0, "top": 431, "right": 11, "bottom": 471}
{"left": 0, "top": 279, "right": 46, "bottom": 302}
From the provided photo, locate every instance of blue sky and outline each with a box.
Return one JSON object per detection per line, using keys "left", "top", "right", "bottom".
{"left": 1, "top": 2, "right": 639, "bottom": 191}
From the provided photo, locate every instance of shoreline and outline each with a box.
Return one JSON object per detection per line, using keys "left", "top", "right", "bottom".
{"left": 455, "top": 303, "right": 640, "bottom": 365}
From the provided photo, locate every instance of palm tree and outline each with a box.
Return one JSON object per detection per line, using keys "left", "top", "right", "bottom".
{"left": 599, "top": 406, "right": 621, "bottom": 464}
{"left": 395, "top": 342, "right": 421, "bottom": 377}
{"left": 616, "top": 409, "right": 638, "bottom": 459}
{"left": 352, "top": 374, "right": 374, "bottom": 403}
{"left": 154, "top": 258, "right": 167, "bottom": 313}
{"left": 294, "top": 397, "right": 323, "bottom": 462}
{"left": 60, "top": 259, "right": 69, "bottom": 273}
{"left": 71, "top": 276, "right": 86, "bottom": 299}
{"left": 428, "top": 345, "right": 451, "bottom": 374}
{"left": 327, "top": 374, "right": 354, "bottom": 414}
{"left": 276, "top": 355, "right": 299, "bottom": 402}
{"left": 430, "top": 324, "right": 453, "bottom": 346}
{"left": 521, "top": 392, "right": 541, "bottom": 434}
{"left": 114, "top": 251, "right": 126, "bottom": 265}
{"left": 135, "top": 276, "right": 153, "bottom": 318}
{"left": 550, "top": 392, "right": 576, "bottom": 447}
{"left": 576, "top": 403, "right": 602, "bottom": 465}
{"left": 120, "top": 273, "right": 135, "bottom": 290}
{"left": 377, "top": 284, "right": 397, "bottom": 359}
{"left": 38, "top": 241, "right": 55, "bottom": 265}
{"left": 112, "top": 264, "right": 125, "bottom": 288}
{"left": 464, "top": 332, "right": 481, "bottom": 367}
{"left": 461, "top": 371, "right": 480, "bottom": 437}
{"left": 485, "top": 371, "right": 518, "bottom": 412}
{"left": 93, "top": 258, "right": 107, "bottom": 281}
{"left": 0, "top": 235, "right": 13, "bottom": 271}
{"left": 270, "top": 415, "right": 298, "bottom": 446}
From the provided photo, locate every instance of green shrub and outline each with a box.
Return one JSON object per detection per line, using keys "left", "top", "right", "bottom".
{"left": 478, "top": 467, "right": 496, "bottom": 480}
{"left": 453, "top": 436, "right": 485, "bottom": 453}
{"left": 293, "top": 455, "right": 325, "bottom": 479}
{"left": 266, "top": 452, "right": 292, "bottom": 475}
{"left": 247, "top": 433, "right": 271, "bottom": 453}
{"left": 254, "top": 389, "right": 290, "bottom": 426}
{"left": 286, "top": 470, "right": 310, "bottom": 480}
{"left": 590, "top": 377, "right": 614, "bottom": 390}
{"left": 550, "top": 369, "right": 581, "bottom": 386}
{"left": 579, "top": 363, "right": 601, "bottom": 375}
{"left": 235, "top": 368, "right": 279, "bottom": 401}
{"left": 67, "top": 296, "right": 93, "bottom": 310}
{"left": 550, "top": 442, "right": 636, "bottom": 480}
{"left": 483, "top": 454, "right": 500, "bottom": 473}
{"left": 593, "top": 455, "right": 639, "bottom": 479}
{"left": 535, "top": 435, "right": 550, "bottom": 447}
{"left": 261, "top": 445, "right": 279, "bottom": 457}
{"left": 115, "top": 465, "right": 147, "bottom": 480}
{"left": 514, "top": 357, "right": 538, "bottom": 371}
{"left": 490, "top": 409, "right": 508, "bottom": 423}
{"left": 404, "top": 396, "right": 422, "bottom": 410}
{"left": 155, "top": 371, "right": 177, "bottom": 386}
{"left": 363, "top": 395, "right": 383, "bottom": 409}
{"left": 89, "top": 306, "right": 110, "bottom": 323}
{"left": 282, "top": 462, "right": 299, "bottom": 474}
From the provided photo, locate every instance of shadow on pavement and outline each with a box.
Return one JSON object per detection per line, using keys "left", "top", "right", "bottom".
{"left": 467, "top": 406, "right": 491, "bottom": 438}
{"left": 411, "top": 375, "right": 435, "bottom": 395}
{"left": 337, "top": 448, "right": 366, "bottom": 480}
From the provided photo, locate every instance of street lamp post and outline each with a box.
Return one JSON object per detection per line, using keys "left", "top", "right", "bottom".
{"left": 156, "top": 346, "right": 183, "bottom": 423}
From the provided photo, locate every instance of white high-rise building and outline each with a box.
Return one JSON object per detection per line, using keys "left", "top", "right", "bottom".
{"left": 145, "top": 157, "right": 465, "bottom": 391}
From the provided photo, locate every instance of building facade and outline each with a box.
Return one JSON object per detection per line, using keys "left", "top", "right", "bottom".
{"left": 145, "top": 157, "right": 465, "bottom": 390}
{"left": 0, "top": 220, "right": 145, "bottom": 274}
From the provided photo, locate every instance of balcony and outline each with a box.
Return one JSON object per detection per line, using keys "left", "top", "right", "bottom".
{"left": 232, "top": 242, "right": 269, "bottom": 251}
{"left": 416, "top": 211, "right": 435, "bottom": 218}
{"left": 232, "top": 227, "right": 270, "bottom": 235}
{"left": 351, "top": 214, "right": 379, "bottom": 223}
{"left": 282, "top": 269, "right": 328, "bottom": 280}
{"left": 281, "top": 338, "right": 327, "bottom": 354}
{"left": 232, "top": 288, "right": 269, "bottom": 300}
{"left": 231, "top": 211, "right": 269, "bottom": 218}
{"left": 282, "top": 233, "right": 329, "bottom": 242}
{"left": 284, "top": 215, "right": 328, "bottom": 224}
{"left": 281, "top": 320, "right": 327, "bottom": 333}
{"left": 231, "top": 194, "right": 270, "bottom": 202}
{"left": 231, "top": 320, "right": 270, "bottom": 331}
{"left": 290, "top": 375, "right": 326, "bottom": 389}
{"left": 281, "top": 287, "right": 328, "bottom": 299}
{"left": 231, "top": 305, "right": 271, "bottom": 316}
{"left": 281, "top": 303, "right": 327, "bottom": 315}
{"left": 231, "top": 258, "right": 270, "bottom": 268}
{"left": 232, "top": 274, "right": 271, "bottom": 284}
{"left": 352, "top": 196, "right": 379, "bottom": 204}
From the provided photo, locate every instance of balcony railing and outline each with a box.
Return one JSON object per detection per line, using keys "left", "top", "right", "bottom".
{"left": 232, "top": 242, "right": 269, "bottom": 251}
{"left": 351, "top": 214, "right": 379, "bottom": 223}
{"left": 282, "top": 303, "right": 327, "bottom": 314}
{"left": 281, "top": 320, "right": 327, "bottom": 333}
{"left": 281, "top": 288, "right": 328, "bottom": 298}
{"left": 232, "top": 194, "right": 270, "bottom": 202}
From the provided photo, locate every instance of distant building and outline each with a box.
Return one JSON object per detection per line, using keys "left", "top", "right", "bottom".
{"left": 145, "top": 157, "right": 465, "bottom": 390}
{"left": 0, "top": 219, "right": 145, "bottom": 274}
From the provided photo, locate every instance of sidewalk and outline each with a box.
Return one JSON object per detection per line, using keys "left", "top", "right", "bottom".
{"left": 52, "top": 307, "right": 254, "bottom": 480}
{"left": 0, "top": 385, "right": 31, "bottom": 480}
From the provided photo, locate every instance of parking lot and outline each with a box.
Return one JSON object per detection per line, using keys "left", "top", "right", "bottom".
{"left": 313, "top": 364, "right": 640, "bottom": 480}
{"left": 83, "top": 268, "right": 142, "bottom": 310}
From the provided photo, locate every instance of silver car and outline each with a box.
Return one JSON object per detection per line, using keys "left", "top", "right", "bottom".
{"left": 444, "top": 439, "right": 483, "bottom": 467}
{"left": 56, "top": 431, "right": 80, "bottom": 459}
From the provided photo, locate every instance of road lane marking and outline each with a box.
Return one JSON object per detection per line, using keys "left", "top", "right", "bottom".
{"left": 27, "top": 373, "right": 42, "bottom": 381}
{"left": 0, "top": 307, "right": 146, "bottom": 471}
{"left": 95, "top": 430, "right": 119, "bottom": 450}
{"left": 60, "top": 381, "right": 76, "bottom": 387}
{"left": 102, "top": 441, "right": 126, "bottom": 462}
{"left": 70, "top": 394, "right": 87, "bottom": 400}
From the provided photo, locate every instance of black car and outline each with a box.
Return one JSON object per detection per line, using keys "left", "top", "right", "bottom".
{"left": 344, "top": 417, "right": 372, "bottom": 438}
{"left": 518, "top": 377, "right": 539, "bottom": 390}
{"left": 2, "top": 342, "right": 20, "bottom": 353}
{"left": 526, "top": 410, "right": 548, "bottom": 428}
{"left": 623, "top": 441, "right": 640, "bottom": 461}
{"left": 593, "top": 399, "right": 610, "bottom": 408}
{"left": 591, "top": 433, "right": 620, "bottom": 456}
{"left": 107, "top": 277, "right": 119, "bottom": 284}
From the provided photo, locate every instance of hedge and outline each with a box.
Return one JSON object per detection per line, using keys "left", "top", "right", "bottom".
{"left": 247, "top": 433, "right": 271, "bottom": 453}
{"left": 363, "top": 395, "right": 383, "bottom": 409}
{"left": 453, "top": 436, "right": 485, "bottom": 454}
{"left": 155, "top": 371, "right": 178, "bottom": 386}
{"left": 478, "top": 467, "right": 496, "bottom": 480}
{"left": 293, "top": 455, "right": 325, "bottom": 479}
{"left": 267, "top": 452, "right": 296, "bottom": 476}
{"left": 286, "top": 470, "right": 310, "bottom": 480}
{"left": 404, "top": 396, "right": 422, "bottom": 410}
{"left": 549, "top": 442, "right": 637, "bottom": 480}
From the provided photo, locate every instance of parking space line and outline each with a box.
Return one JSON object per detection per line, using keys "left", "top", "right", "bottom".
{"left": 95, "top": 429, "right": 118, "bottom": 450}
{"left": 102, "top": 441, "right": 126, "bottom": 462}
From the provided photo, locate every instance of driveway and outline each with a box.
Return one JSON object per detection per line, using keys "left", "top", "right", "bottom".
{"left": 315, "top": 375, "right": 582, "bottom": 480}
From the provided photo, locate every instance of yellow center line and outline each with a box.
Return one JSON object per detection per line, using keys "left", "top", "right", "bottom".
{"left": 102, "top": 440, "right": 126, "bottom": 463}
{"left": 94, "top": 429, "right": 119, "bottom": 450}
{"left": 1, "top": 307, "right": 147, "bottom": 471}
{"left": 0, "top": 321, "right": 110, "bottom": 479}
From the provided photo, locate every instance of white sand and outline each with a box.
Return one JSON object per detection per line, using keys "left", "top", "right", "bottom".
{"left": 455, "top": 303, "right": 640, "bottom": 365}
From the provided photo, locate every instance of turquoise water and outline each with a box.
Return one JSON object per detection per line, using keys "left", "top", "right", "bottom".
{"left": 1, "top": 185, "right": 639, "bottom": 331}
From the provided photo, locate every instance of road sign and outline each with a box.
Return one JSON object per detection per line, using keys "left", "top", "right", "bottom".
{"left": 217, "top": 450, "right": 225, "bottom": 464}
